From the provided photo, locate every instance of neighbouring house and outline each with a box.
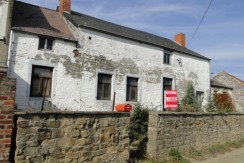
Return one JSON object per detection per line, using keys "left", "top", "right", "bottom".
{"left": 210, "top": 79, "right": 233, "bottom": 94}
{"left": 213, "top": 71, "right": 244, "bottom": 112}
{"left": 0, "top": 0, "right": 13, "bottom": 72}
{"left": 8, "top": 0, "right": 211, "bottom": 111}
{"left": 210, "top": 79, "right": 235, "bottom": 111}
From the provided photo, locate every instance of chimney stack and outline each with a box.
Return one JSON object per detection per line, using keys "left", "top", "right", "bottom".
{"left": 59, "top": 0, "right": 71, "bottom": 15}
{"left": 174, "top": 33, "right": 186, "bottom": 47}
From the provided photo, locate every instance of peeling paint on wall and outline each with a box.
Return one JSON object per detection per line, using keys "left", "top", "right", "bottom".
{"left": 145, "top": 67, "right": 162, "bottom": 83}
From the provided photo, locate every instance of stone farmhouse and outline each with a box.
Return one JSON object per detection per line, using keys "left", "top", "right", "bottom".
{"left": 7, "top": 0, "right": 211, "bottom": 111}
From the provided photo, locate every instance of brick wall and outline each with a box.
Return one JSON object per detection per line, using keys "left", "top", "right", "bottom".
{"left": 14, "top": 111, "right": 130, "bottom": 162}
{"left": 0, "top": 72, "right": 16, "bottom": 162}
{"left": 147, "top": 111, "right": 244, "bottom": 160}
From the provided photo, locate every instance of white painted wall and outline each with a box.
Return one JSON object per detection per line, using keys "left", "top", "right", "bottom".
{"left": 0, "top": 0, "right": 9, "bottom": 39}
{"left": 9, "top": 25, "right": 210, "bottom": 111}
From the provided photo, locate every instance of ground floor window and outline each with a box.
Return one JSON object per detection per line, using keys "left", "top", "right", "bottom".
{"left": 97, "top": 73, "right": 112, "bottom": 100}
{"left": 126, "top": 77, "right": 138, "bottom": 101}
{"left": 163, "top": 77, "right": 172, "bottom": 91}
{"left": 163, "top": 77, "right": 173, "bottom": 110}
{"left": 30, "top": 65, "right": 53, "bottom": 97}
{"left": 196, "top": 91, "right": 204, "bottom": 106}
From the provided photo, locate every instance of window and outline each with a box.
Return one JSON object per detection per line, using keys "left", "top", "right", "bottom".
{"left": 126, "top": 77, "right": 138, "bottom": 101}
{"left": 163, "top": 78, "right": 173, "bottom": 110}
{"left": 97, "top": 73, "right": 112, "bottom": 100}
{"left": 38, "top": 37, "right": 54, "bottom": 50}
{"left": 30, "top": 65, "right": 53, "bottom": 97}
{"left": 196, "top": 91, "right": 204, "bottom": 106}
{"left": 163, "top": 52, "right": 171, "bottom": 64}
{"left": 163, "top": 78, "right": 172, "bottom": 91}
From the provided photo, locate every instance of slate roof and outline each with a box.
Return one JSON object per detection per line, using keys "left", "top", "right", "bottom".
{"left": 64, "top": 11, "right": 210, "bottom": 60}
{"left": 12, "top": 1, "right": 76, "bottom": 42}
{"left": 210, "top": 79, "right": 233, "bottom": 90}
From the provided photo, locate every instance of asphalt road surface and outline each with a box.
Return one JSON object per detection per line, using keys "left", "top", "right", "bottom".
{"left": 191, "top": 147, "right": 244, "bottom": 163}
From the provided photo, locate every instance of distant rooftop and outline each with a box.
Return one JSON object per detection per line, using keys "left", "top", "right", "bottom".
{"left": 210, "top": 79, "right": 233, "bottom": 90}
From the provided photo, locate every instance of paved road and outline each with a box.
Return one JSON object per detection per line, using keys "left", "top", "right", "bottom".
{"left": 191, "top": 147, "right": 244, "bottom": 163}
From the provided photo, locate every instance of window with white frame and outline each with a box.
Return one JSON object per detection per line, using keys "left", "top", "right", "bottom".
{"left": 126, "top": 77, "right": 138, "bottom": 102}
{"left": 30, "top": 65, "right": 53, "bottom": 97}
{"left": 97, "top": 73, "right": 112, "bottom": 100}
{"left": 38, "top": 36, "right": 54, "bottom": 50}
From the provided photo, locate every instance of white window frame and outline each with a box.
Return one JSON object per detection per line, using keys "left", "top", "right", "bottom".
{"left": 126, "top": 76, "right": 139, "bottom": 102}
{"left": 161, "top": 75, "right": 176, "bottom": 111}
{"left": 95, "top": 70, "right": 115, "bottom": 101}
{"left": 27, "top": 61, "right": 57, "bottom": 99}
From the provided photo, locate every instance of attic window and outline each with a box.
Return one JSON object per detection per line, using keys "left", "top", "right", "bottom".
{"left": 163, "top": 51, "right": 171, "bottom": 65}
{"left": 38, "top": 37, "right": 54, "bottom": 50}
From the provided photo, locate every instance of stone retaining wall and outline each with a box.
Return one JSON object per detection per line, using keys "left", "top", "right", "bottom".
{"left": 147, "top": 112, "right": 244, "bottom": 160}
{"left": 14, "top": 112, "right": 130, "bottom": 162}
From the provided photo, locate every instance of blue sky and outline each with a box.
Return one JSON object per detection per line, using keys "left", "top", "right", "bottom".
{"left": 20, "top": 0, "right": 244, "bottom": 80}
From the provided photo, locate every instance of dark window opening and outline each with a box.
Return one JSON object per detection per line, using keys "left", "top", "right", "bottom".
{"left": 97, "top": 73, "right": 112, "bottom": 100}
{"left": 196, "top": 91, "right": 204, "bottom": 106}
{"left": 30, "top": 65, "right": 53, "bottom": 97}
{"left": 163, "top": 77, "right": 173, "bottom": 110}
{"left": 38, "top": 37, "right": 54, "bottom": 50}
{"left": 163, "top": 52, "right": 171, "bottom": 64}
{"left": 163, "top": 78, "right": 172, "bottom": 91}
{"left": 126, "top": 77, "right": 138, "bottom": 101}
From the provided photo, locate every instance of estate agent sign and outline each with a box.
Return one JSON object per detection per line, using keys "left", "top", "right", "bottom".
{"left": 164, "top": 90, "right": 178, "bottom": 110}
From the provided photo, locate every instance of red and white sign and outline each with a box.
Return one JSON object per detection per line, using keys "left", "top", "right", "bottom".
{"left": 164, "top": 90, "right": 178, "bottom": 110}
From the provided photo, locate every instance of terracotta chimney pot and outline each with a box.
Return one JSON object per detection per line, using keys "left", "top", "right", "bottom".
{"left": 174, "top": 33, "right": 186, "bottom": 47}
{"left": 59, "top": 0, "right": 71, "bottom": 15}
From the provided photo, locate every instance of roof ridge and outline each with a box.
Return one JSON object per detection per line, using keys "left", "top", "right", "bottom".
{"left": 217, "top": 71, "right": 244, "bottom": 84}
{"left": 16, "top": 1, "right": 56, "bottom": 12}
{"left": 65, "top": 12, "right": 210, "bottom": 60}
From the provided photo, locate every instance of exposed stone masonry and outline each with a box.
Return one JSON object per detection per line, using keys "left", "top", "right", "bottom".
{"left": 147, "top": 112, "right": 244, "bottom": 160}
{"left": 14, "top": 112, "right": 130, "bottom": 162}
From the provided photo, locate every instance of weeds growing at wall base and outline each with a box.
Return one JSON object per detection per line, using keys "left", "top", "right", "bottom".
{"left": 186, "top": 138, "right": 244, "bottom": 161}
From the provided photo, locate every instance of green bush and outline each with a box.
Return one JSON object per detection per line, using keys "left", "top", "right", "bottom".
{"left": 129, "top": 103, "right": 149, "bottom": 142}
{"left": 180, "top": 83, "right": 200, "bottom": 112}
{"left": 169, "top": 148, "right": 182, "bottom": 161}
{"left": 129, "top": 103, "right": 149, "bottom": 161}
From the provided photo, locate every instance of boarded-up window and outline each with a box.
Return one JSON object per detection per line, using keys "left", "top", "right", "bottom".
{"left": 97, "top": 74, "right": 112, "bottom": 100}
{"left": 30, "top": 65, "right": 53, "bottom": 97}
{"left": 126, "top": 77, "right": 138, "bottom": 101}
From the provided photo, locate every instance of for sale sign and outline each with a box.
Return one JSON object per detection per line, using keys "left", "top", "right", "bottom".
{"left": 164, "top": 90, "right": 178, "bottom": 110}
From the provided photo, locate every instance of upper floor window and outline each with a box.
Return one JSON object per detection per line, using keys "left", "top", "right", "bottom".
{"left": 163, "top": 52, "right": 171, "bottom": 64}
{"left": 97, "top": 73, "right": 112, "bottom": 100}
{"left": 38, "top": 37, "right": 54, "bottom": 50}
{"left": 30, "top": 65, "right": 53, "bottom": 97}
{"left": 126, "top": 77, "right": 138, "bottom": 102}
